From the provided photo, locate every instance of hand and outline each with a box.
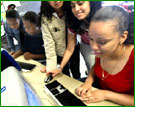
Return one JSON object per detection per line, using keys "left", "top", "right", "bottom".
{"left": 9, "top": 51, "right": 15, "bottom": 55}
{"left": 80, "top": 90, "right": 107, "bottom": 103}
{"left": 12, "top": 54, "right": 16, "bottom": 59}
{"left": 41, "top": 66, "right": 46, "bottom": 73}
{"left": 24, "top": 52, "right": 33, "bottom": 60}
{"left": 75, "top": 82, "right": 92, "bottom": 97}
{"left": 46, "top": 68, "right": 62, "bottom": 77}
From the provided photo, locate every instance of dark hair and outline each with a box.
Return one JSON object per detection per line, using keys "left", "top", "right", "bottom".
{"left": 38, "top": 1, "right": 67, "bottom": 27}
{"left": 7, "top": 4, "right": 16, "bottom": 10}
{"left": 23, "top": 11, "right": 38, "bottom": 25}
{"left": 6, "top": 9, "right": 20, "bottom": 19}
{"left": 65, "top": 1, "right": 102, "bottom": 34}
{"left": 91, "top": 6, "right": 134, "bottom": 45}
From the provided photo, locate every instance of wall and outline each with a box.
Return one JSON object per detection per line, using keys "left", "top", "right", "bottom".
{"left": 17, "top": 1, "right": 41, "bottom": 14}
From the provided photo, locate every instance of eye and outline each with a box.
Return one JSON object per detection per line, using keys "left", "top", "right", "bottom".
{"left": 98, "top": 41, "right": 107, "bottom": 45}
{"left": 89, "top": 38, "right": 94, "bottom": 42}
{"left": 71, "top": 3, "right": 75, "bottom": 8}
{"left": 78, "top": 1, "right": 84, "bottom": 6}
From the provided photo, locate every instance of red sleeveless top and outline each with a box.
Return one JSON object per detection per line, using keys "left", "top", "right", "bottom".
{"left": 94, "top": 49, "right": 134, "bottom": 95}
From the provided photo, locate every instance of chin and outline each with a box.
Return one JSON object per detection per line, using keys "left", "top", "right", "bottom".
{"left": 13, "top": 27, "right": 19, "bottom": 30}
{"left": 28, "top": 33, "right": 34, "bottom": 36}
{"left": 76, "top": 15, "right": 85, "bottom": 20}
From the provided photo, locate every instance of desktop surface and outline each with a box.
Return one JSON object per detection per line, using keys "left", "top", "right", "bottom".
{"left": 15, "top": 56, "right": 120, "bottom": 106}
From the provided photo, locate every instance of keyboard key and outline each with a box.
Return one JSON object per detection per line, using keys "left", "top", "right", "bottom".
{"left": 44, "top": 80, "right": 86, "bottom": 106}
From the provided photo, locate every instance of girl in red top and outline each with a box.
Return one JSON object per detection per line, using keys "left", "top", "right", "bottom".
{"left": 76, "top": 6, "right": 134, "bottom": 106}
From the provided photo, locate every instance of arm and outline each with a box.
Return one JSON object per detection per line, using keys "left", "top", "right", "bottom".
{"left": 41, "top": 17, "right": 57, "bottom": 72}
{"left": 12, "top": 50, "right": 23, "bottom": 59}
{"left": 105, "top": 90, "right": 134, "bottom": 106}
{"left": 81, "top": 89, "right": 134, "bottom": 106}
{"left": 23, "top": 52, "right": 45, "bottom": 60}
{"left": 76, "top": 65, "right": 96, "bottom": 97}
{"left": 60, "top": 32, "right": 76, "bottom": 70}
{"left": 4, "top": 23, "right": 15, "bottom": 52}
{"left": 49, "top": 32, "right": 76, "bottom": 76}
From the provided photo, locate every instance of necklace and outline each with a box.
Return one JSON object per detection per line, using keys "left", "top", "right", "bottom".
{"left": 101, "top": 46, "right": 126, "bottom": 81}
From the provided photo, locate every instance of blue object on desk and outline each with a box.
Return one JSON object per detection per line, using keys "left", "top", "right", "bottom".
{"left": 23, "top": 81, "right": 42, "bottom": 106}
{"left": 1, "top": 86, "right": 6, "bottom": 93}
{"left": 1, "top": 49, "right": 21, "bottom": 71}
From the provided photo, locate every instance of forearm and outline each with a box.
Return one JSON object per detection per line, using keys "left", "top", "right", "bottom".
{"left": 85, "top": 66, "right": 95, "bottom": 85}
{"left": 60, "top": 33, "right": 76, "bottom": 69}
{"left": 6, "top": 34, "right": 15, "bottom": 52}
{"left": 28, "top": 54, "right": 46, "bottom": 60}
{"left": 105, "top": 90, "right": 134, "bottom": 106}
{"left": 13, "top": 50, "right": 23, "bottom": 59}
{"left": 60, "top": 48, "right": 74, "bottom": 69}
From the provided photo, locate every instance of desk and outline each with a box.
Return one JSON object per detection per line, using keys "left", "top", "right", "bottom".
{"left": 16, "top": 56, "right": 120, "bottom": 106}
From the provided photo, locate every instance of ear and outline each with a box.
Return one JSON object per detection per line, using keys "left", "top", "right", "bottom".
{"left": 119, "top": 31, "right": 128, "bottom": 44}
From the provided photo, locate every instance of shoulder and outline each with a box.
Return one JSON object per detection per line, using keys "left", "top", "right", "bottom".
{"left": 126, "top": 45, "right": 134, "bottom": 64}
{"left": 4, "top": 22, "right": 10, "bottom": 30}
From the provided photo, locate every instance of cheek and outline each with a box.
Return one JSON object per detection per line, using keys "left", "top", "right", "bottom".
{"left": 15, "top": 23, "right": 20, "bottom": 28}
{"left": 86, "top": 7, "right": 90, "bottom": 14}
{"left": 71, "top": 9, "right": 76, "bottom": 15}
{"left": 105, "top": 43, "right": 118, "bottom": 54}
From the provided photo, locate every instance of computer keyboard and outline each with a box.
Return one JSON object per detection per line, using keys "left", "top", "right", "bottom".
{"left": 44, "top": 80, "right": 86, "bottom": 106}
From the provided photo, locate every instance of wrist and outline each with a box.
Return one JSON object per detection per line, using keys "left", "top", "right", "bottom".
{"left": 58, "top": 66, "right": 63, "bottom": 71}
{"left": 85, "top": 76, "right": 94, "bottom": 85}
{"left": 103, "top": 90, "right": 110, "bottom": 100}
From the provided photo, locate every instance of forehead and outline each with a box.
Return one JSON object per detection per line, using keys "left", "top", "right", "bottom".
{"left": 23, "top": 20, "right": 35, "bottom": 26}
{"left": 7, "top": 18, "right": 19, "bottom": 23}
{"left": 71, "top": 1, "right": 88, "bottom": 4}
{"left": 48, "top": 1, "right": 54, "bottom": 4}
{"left": 89, "top": 21, "right": 117, "bottom": 37}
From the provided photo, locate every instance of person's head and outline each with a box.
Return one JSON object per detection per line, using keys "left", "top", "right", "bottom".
{"left": 65, "top": 1, "right": 101, "bottom": 34}
{"left": 23, "top": 11, "right": 39, "bottom": 35}
{"left": 6, "top": 9, "right": 20, "bottom": 30}
{"left": 38, "top": 1, "right": 66, "bottom": 27}
{"left": 70, "top": 1, "right": 102, "bottom": 21}
{"left": 7, "top": 4, "right": 16, "bottom": 10}
{"left": 89, "top": 6, "right": 133, "bottom": 58}
{"left": 70, "top": 1, "right": 90, "bottom": 20}
{"left": 47, "top": 1, "right": 64, "bottom": 10}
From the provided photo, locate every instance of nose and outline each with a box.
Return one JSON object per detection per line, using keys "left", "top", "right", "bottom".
{"left": 90, "top": 41, "right": 100, "bottom": 51}
{"left": 74, "top": 5, "right": 80, "bottom": 12}
{"left": 26, "top": 28, "right": 30, "bottom": 33}
{"left": 10, "top": 25, "right": 16, "bottom": 29}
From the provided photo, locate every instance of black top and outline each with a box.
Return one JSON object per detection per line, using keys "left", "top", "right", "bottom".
{"left": 21, "top": 32, "right": 45, "bottom": 54}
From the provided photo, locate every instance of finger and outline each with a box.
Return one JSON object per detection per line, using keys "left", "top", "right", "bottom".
{"left": 86, "top": 91, "right": 92, "bottom": 97}
{"left": 46, "top": 72, "right": 52, "bottom": 76}
{"left": 80, "top": 88, "right": 89, "bottom": 97}
{"left": 86, "top": 100, "right": 93, "bottom": 103}
{"left": 76, "top": 87, "right": 83, "bottom": 97}
{"left": 52, "top": 71, "right": 59, "bottom": 77}
{"left": 80, "top": 96, "right": 89, "bottom": 101}
{"left": 41, "top": 67, "right": 46, "bottom": 73}
{"left": 52, "top": 73, "right": 57, "bottom": 77}
{"left": 75, "top": 88, "right": 80, "bottom": 96}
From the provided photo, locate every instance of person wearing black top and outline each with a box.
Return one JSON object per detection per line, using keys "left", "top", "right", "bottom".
{"left": 14, "top": 11, "right": 45, "bottom": 60}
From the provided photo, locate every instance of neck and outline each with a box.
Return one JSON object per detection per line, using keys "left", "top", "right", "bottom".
{"left": 35, "top": 27, "right": 41, "bottom": 35}
{"left": 106, "top": 45, "right": 126, "bottom": 60}
{"left": 55, "top": 8, "right": 63, "bottom": 17}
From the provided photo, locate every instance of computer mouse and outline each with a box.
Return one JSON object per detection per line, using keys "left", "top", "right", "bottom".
{"left": 44, "top": 75, "right": 53, "bottom": 83}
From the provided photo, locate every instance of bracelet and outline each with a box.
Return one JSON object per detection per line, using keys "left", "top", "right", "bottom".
{"left": 58, "top": 66, "right": 63, "bottom": 70}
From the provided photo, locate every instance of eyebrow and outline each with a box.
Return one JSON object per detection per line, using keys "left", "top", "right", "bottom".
{"left": 96, "top": 37, "right": 112, "bottom": 41}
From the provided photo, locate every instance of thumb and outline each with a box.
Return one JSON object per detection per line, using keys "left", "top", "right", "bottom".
{"left": 46, "top": 71, "right": 52, "bottom": 76}
{"left": 52, "top": 73, "right": 58, "bottom": 77}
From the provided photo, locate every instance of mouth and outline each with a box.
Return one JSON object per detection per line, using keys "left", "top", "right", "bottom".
{"left": 93, "top": 52, "right": 102, "bottom": 55}
{"left": 75, "top": 12, "right": 83, "bottom": 18}
{"left": 55, "top": 2, "right": 61, "bottom": 7}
